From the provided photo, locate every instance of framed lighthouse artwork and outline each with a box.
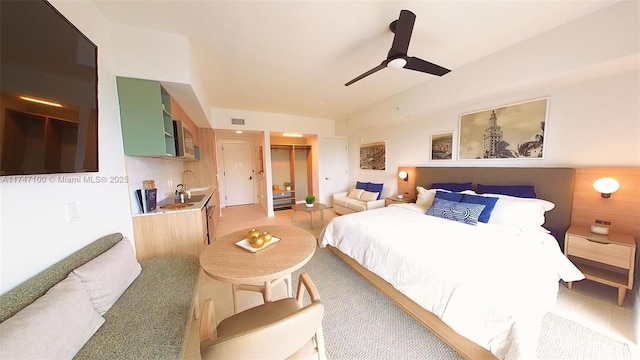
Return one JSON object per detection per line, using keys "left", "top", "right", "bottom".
{"left": 458, "top": 98, "right": 548, "bottom": 160}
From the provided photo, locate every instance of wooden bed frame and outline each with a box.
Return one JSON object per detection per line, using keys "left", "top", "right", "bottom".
{"left": 327, "top": 167, "right": 576, "bottom": 360}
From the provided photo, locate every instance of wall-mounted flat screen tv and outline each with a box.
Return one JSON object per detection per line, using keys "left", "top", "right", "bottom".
{"left": 0, "top": 0, "right": 98, "bottom": 176}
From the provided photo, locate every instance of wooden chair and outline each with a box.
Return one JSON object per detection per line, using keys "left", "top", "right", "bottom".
{"left": 200, "top": 272, "right": 326, "bottom": 360}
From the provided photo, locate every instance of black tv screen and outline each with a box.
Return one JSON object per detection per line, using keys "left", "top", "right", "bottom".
{"left": 0, "top": 0, "right": 98, "bottom": 176}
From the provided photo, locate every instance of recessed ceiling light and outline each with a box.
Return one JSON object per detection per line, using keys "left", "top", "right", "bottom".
{"left": 235, "top": 130, "right": 243, "bottom": 134}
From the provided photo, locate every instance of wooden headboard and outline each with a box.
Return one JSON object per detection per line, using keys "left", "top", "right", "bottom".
{"left": 412, "top": 167, "right": 576, "bottom": 239}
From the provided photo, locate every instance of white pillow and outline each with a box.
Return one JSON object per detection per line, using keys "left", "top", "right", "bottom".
{"left": 360, "top": 190, "right": 379, "bottom": 202}
{"left": 0, "top": 273, "right": 105, "bottom": 359}
{"left": 487, "top": 193, "right": 555, "bottom": 211}
{"left": 416, "top": 186, "right": 437, "bottom": 208}
{"left": 347, "top": 188, "right": 364, "bottom": 200}
{"left": 478, "top": 194, "right": 555, "bottom": 230}
{"left": 73, "top": 237, "right": 142, "bottom": 315}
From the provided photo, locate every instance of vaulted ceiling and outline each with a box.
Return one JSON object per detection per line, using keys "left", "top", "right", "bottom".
{"left": 93, "top": 1, "right": 619, "bottom": 121}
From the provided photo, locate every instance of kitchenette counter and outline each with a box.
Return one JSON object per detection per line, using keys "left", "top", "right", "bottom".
{"left": 133, "top": 187, "right": 215, "bottom": 217}
{"left": 132, "top": 187, "right": 220, "bottom": 260}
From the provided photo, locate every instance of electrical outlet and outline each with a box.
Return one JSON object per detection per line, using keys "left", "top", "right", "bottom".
{"left": 595, "top": 219, "right": 612, "bottom": 226}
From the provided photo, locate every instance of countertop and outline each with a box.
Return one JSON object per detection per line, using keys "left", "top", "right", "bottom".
{"left": 133, "top": 187, "right": 215, "bottom": 217}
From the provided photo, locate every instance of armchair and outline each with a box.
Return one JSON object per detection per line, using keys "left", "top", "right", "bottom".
{"left": 200, "top": 273, "right": 326, "bottom": 360}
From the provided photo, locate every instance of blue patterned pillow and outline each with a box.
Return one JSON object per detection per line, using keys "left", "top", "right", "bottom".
{"left": 426, "top": 198, "right": 486, "bottom": 225}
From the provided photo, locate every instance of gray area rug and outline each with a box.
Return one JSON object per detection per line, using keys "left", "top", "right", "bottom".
{"left": 292, "top": 246, "right": 631, "bottom": 360}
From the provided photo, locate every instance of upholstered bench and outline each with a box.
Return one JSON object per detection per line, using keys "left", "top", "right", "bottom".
{"left": 0, "top": 233, "right": 200, "bottom": 360}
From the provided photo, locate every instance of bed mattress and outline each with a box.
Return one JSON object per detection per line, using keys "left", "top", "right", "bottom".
{"left": 320, "top": 204, "right": 584, "bottom": 359}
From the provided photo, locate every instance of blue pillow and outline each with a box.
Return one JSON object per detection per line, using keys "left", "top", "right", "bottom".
{"left": 435, "top": 190, "right": 464, "bottom": 202}
{"left": 365, "top": 182, "right": 384, "bottom": 200}
{"left": 426, "top": 198, "right": 486, "bottom": 225}
{"left": 477, "top": 184, "right": 536, "bottom": 198}
{"left": 431, "top": 182, "right": 472, "bottom": 192}
{"left": 355, "top": 181, "right": 369, "bottom": 190}
{"left": 461, "top": 194, "right": 498, "bottom": 223}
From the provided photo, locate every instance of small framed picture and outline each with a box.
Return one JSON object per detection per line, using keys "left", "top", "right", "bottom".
{"left": 430, "top": 132, "right": 453, "bottom": 160}
{"left": 359, "top": 141, "right": 386, "bottom": 170}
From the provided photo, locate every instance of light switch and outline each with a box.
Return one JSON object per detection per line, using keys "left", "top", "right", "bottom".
{"left": 66, "top": 203, "right": 78, "bottom": 222}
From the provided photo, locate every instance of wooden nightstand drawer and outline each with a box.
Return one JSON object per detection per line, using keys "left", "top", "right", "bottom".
{"left": 566, "top": 235, "right": 632, "bottom": 269}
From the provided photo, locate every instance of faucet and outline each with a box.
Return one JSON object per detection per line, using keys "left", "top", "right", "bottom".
{"left": 182, "top": 170, "right": 195, "bottom": 192}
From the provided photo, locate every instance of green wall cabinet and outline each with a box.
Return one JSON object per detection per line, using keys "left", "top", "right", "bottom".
{"left": 116, "top": 77, "right": 176, "bottom": 157}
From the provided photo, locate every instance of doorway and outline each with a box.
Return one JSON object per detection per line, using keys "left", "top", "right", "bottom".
{"left": 320, "top": 138, "right": 348, "bottom": 206}
{"left": 221, "top": 142, "right": 255, "bottom": 206}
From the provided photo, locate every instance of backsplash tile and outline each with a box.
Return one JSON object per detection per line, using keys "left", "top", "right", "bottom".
{"left": 125, "top": 156, "right": 185, "bottom": 214}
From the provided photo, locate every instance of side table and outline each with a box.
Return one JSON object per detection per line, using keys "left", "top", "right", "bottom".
{"left": 564, "top": 225, "right": 636, "bottom": 306}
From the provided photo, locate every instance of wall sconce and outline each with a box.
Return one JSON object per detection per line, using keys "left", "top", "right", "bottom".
{"left": 593, "top": 177, "right": 620, "bottom": 198}
{"left": 398, "top": 170, "right": 408, "bottom": 182}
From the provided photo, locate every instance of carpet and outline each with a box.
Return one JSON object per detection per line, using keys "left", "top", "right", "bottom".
{"left": 292, "top": 247, "right": 632, "bottom": 360}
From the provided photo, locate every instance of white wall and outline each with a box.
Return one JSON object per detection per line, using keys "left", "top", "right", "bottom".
{"left": 0, "top": 1, "right": 134, "bottom": 294}
{"left": 349, "top": 69, "right": 639, "bottom": 194}
{"left": 341, "top": 1, "right": 639, "bottom": 195}
{"left": 211, "top": 107, "right": 336, "bottom": 215}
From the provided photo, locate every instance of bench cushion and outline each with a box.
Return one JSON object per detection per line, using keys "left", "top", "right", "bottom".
{"left": 0, "top": 233, "right": 122, "bottom": 323}
{"left": 74, "top": 254, "right": 200, "bottom": 360}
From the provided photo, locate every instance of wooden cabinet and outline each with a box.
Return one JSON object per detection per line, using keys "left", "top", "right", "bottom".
{"left": 564, "top": 225, "right": 636, "bottom": 306}
{"left": 132, "top": 206, "right": 208, "bottom": 261}
{"left": 116, "top": 77, "right": 176, "bottom": 157}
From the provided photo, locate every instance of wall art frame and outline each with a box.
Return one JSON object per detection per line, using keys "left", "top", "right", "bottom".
{"left": 359, "top": 141, "right": 386, "bottom": 170}
{"left": 430, "top": 131, "right": 454, "bottom": 161}
{"left": 458, "top": 97, "right": 549, "bottom": 160}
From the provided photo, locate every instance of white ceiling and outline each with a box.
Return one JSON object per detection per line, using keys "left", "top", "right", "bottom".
{"left": 93, "top": 0, "right": 619, "bottom": 121}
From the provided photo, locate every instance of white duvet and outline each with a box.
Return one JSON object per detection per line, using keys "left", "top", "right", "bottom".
{"left": 320, "top": 204, "right": 584, "bottom": 360}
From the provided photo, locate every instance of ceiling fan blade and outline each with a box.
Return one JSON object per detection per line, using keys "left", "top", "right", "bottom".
{"left": 388, "top": 10, "right": 415, "bottom": 59}
{"left": 405, "top": 57, "right": 451, "bottom": 76}
{"left": 345, "top": 61, "right": 387, "bottom": 86}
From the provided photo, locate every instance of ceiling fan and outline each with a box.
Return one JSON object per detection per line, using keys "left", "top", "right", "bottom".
{"left": 345, "top": 9, "right": 451, "bottom": 86}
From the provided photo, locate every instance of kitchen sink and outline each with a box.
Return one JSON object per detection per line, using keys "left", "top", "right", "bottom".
{"left": 185, "top": 194, "right": 208, "bottom": 203}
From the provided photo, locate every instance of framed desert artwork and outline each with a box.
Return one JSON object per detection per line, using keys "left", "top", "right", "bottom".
{"left": 359, "top": 141, "right": 386, "bottom": 170}
{"left": 458, "top": 98, "right": 548, "bottom": 160}
{"left": 430, "top": 132, "right": 453, "bottom": 160}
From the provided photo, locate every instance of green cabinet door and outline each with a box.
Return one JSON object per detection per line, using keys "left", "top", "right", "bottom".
{"left": 116, "top": 77, "right": 176, "bottom": 157}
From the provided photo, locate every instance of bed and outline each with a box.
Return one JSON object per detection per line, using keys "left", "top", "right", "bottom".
{"left": 320, "top": 167, "right": 584, "bottom": 360}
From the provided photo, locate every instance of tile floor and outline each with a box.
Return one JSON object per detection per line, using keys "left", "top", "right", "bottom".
{"left": 184, "top": 204, "right": 638, "bottom": 359}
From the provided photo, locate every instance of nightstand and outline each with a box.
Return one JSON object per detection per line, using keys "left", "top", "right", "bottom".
{"left": 385, "top": 197, "right": 415, "bottom": 207}
{"left": 564, "top": 225, "right": 636, "bottom": 306}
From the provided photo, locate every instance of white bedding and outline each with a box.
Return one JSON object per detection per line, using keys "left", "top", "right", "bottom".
{"left": 320, "top": 204, "right": 584, "bottom": 360}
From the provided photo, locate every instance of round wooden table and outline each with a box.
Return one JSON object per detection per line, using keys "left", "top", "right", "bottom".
{"left": 292, "top": 202, "right": 327, "bottom": 229}
{"left": 200, "top": 225, "right": 316, "bottom": 313}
